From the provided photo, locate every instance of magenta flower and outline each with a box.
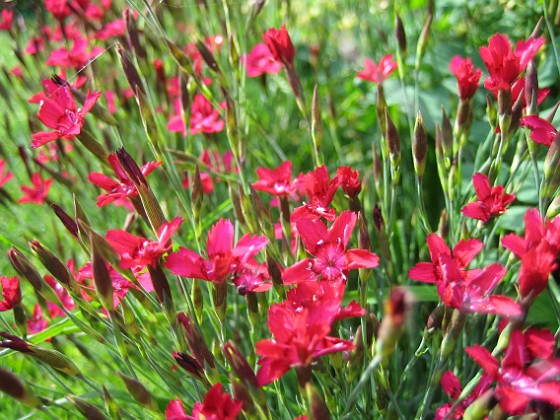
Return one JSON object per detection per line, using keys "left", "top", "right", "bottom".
{"left": 282, "top": 210, "right": 379, "bottom": 284}
{"left": 336, "top": 166, "right": 362, "bottom": 198}
{"left": 253, "top": 161, "right": 296, "bottom": 197}
{"left": 191, "top": 383, "right": 243, "bottom": 419}
{"left": 89, "top": 154, "right": 161, "bottom": 208}
{"left": 357, "top": 55, "right": 397, "bottom": 84}
{"left": 0, "top": 277, "right": 21, "bottom": 311}
{"left": 0, "top": 160, "right": 14, "bottom": 189}
{"left": 520, "top": 115, "right": 558, "bottom": 146}
{"left": 435, "top": 371, "right": 492, "bottom": 419}
{"left": 18, "top": 173, "right": 52, "bottom": 204}
{"left": 46, "top": 37, "right": 104, "bottom": 70}
{"left": 502, "top": 209, "right": 560, "bottom": 300}
{"left": 290, "top": 165, "right": 341, "bottom": 222}
{"left": 479, "top": 34, "right": 544, "bottom": 92}
{"left": 190, "top": 94, "right": 224, "bottom": 135}
{"left": 245, "top": 43, "right": 283, "bottom": 77}
{"left": 462, "top": 173, "right": 515, "bottom": 222}
{"left": 449, "top": 55, "right": 482, "bottom": 100}
{"left": 165, "top": 219, "right": 268, "bottom": 284}
{"left": 45, "top": 0, "right": 72, "bottom": 20}
{"left": 263, "top": 25, "right": 295, "bottom": 67}
{"left": 0, "top": 10, "right": 13, "bottom": 32}
{"left": 256, "top": 281, "right": 362, "bottom": 386}
{"left": 408, "top": 233, "right": 483, "bottom": 284}
{"left": 467, "top": 330, "right": 560, "bottom": 415}
{"left": 107, "top": 217, "right": 183, "bottom": 269}
{"left": 95, "top": 19, "right": 126, "bottom": 41}
{"left": 31, "top": 85, "right": 101, "bottom": 148}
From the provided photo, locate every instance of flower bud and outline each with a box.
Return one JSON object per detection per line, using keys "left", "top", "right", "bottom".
{"left": 415, "top": 13, "right": 433, "bottom": 69}
{"left": 192, "top": 164, "right": 204, "bottom": 222}
{"left": 306, "top": 383, "right": 331, "bottom": 420}
{"left": 546, "top": 194, "right": 560, "bottom": 219}
{"left": 223, "top": 341, "right": 258, "bottom": 388}
{"left": 394, "top": 14, "right": 407, "bottom": 56}
{"left": 384, "top": 109, "right": 400, "bottom": 162}
{"left": 486, "top": 94, "right": 497, "bottom": 129}
{"left": 266, "top": 251, "right": 283, "bottom": 288}
{"left": 117, "top": 372, "right": 157, "bottom": 410}
{"left": 441, "top": 107, "right": 453, "bottom": 157}
{"left": 212, "top": 281, "right": 228, "bottom": 321}
{"left": 542, "top": 133, "right": 560, "bottom": 199}
{"left": 525, "top": 60, "right": 539, "bottom": 115}
{"left": 196, "top": 39, "right": 221, "bottom": 75}
{"left": 125, "top": 8, "right": 146, "bottom": 60}
{"left": 0, "top": 367, "right": 42, "bottom": 408}
{"left": 311, "top": 84, "right": 323, "bottom": 153}
{"left": 177, "top": 313, "right": 215, "bottom": 368}
{"left": 546, "top": 101, "right": 560, "bottom": 123}
{"left": 30, "top": 240, "right": 80, "bottom": 294}
{"left": 413, "top": 112, "right": 428, "bottom": 178}
{"left": 66, "top": 395, "right": 106, "bottom": 420}
{"left": 51, "top": 204, "right": 79, "bottom": 238}
{"left": 462, "top": 389, "right": 496, "bottom": 420}
{"left": 117, "top": 44, "right": 145, "bottom": 97}
{"left": 173, "top": 352, "right": 206, "bottom": 382}
{"left": 90, "top": 233, "right": 114, "bottom": 311}
{"left": 102, "top": 386, "right": 121, "bottom": 419}
{"left": 147, "top": 263, "right": 172, "bottom": 309}
{"left": 375, "top": 287, "right": 415, "bottom": 363}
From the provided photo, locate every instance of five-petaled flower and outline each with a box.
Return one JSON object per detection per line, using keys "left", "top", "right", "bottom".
{"left": 165, "top": 219, "right": 268, "bottom": 284}
{"left": 31, "top": 85, "right": 101, "bottom": 148}
{"left": 190, "top": 94, "right": 224, "bottom": 135}
{"left": 107, "top": 217, "right": 183, "bottom": 269}
{"left": 357, "top": 54, "right": 398, "bottom": 85}
{"left": 466, "top": 329, "right": 560, "bottom": 415}
{"left": 165, "top": 384, "right": 242, "bottom": 420}
{"left": 252, "top": 161, "right": 296, "bottom": 197}
{"left": 89, "top": 154, "right": 161, "bottom": 209}
{"left": 520, "top": 115, "right": 558, "bottom": 146}
{"left": 282, "top": 210, "right": 379, "bottom": 284}
{"left": 462, "top": 173, "right": 515, "bottom": 222}
{"left": 449, "top": 55, "right": 482, "bottom": 100}
{"left": 479, "top": 33, "right": 544, "bottom": 92}
{"left": 245, "top": 43, "right": 283, "bottom": 77}
{"left": 0, "top": 276, "right": 21, "bottom": 311}
{"left": 19, "top": 173, "right": 53, "bottom": 204}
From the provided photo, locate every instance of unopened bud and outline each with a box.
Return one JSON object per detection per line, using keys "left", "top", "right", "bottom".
{"left": 394, "top": 14, "right": 407, "bottom": 55}
{"left": 525, "top": 60, "right": 539, "bottom": 115}
{"left": 102, "top": 386, "right": 121, "bottom": 419}
{"left": 547, "top": 194, "right": 560, "bottom": 219}
{"left": 546, "top": 101, "right": 560, "bottom": 123}
{"left": 486, "top": 94, "right": 497, "bottom": 129}
{"left": 90, "top": 234, "right": 114, "bottom": 311}
{"left": 147, "top": 263, "right": 172, "bottom": 308}
{"left": 223, "top": 341, "right": 258, "bottom": 388}
{"left": 463, "top": 389, "right": 496, "bottom": 420}
{"left": 376, "top": 86, "right": 388, "bottom": 135}
{"left": 125, "top": 9, "right": 146, "bottom": 59}
{"left": 117, "top": 372, "right": 157, "bottom": 410}
{"left": 426, "top": 304, "right": 445, "bottom": 331}
{"left": 415, "top": 13, "right": 433, "bottom": 69}
{"left": 0, "top": 367, "right": 42, "bottom": 408}
{"left": 543, "top": 133, "right": 560, "bottom": 199}
{"left": 192, "top": 165, "right": 204, "bottom": 221}
{"left": 177, "top": 313, "right": 214, "bottom": 368}
{"left": 306, "top": 383, "right": 331, "bottom": 420}
{"left": 357, "top": 212, "right": 372, "bottom": 252}
{"left": 509, "top": 88, "right": 525, "bottom": 134}
{"left": 66, "top": 395, "right": 106, "bottom": 420}
{"left": 173, "top": 352, "right": 205, "bottom": 381}
{"left": 373, "top": 204, "right": 384, "bottom": 231}
{"left": 413, "top": 112, "right": 428, "bottom": 178}
{"left": 30, "top": 241, "right": 80, "bottom": 294}
{"left": 117, "top": 44, "right": 145, "bottom": 97}
{"left": 312, "top": 84, "right": 323, "bottom": 152}
{"left": 212, "top": 282, "right": 228, "bottom": 321}
{"left": 51, "top": 204, "right": 79, "bottom": 238}
{"left": 441, "top": 107, "right": 453, "bottom": 157}
{"left": 266, "top": 251, "right": 283, "bottom": 288}
{"left": 196, "top": 40, "right": 221, "bottom": 74}
{"left": 191, "top": 281, "right": 203, "bottom": 323}
{"left": 384, "top": 109, "right": 401, "bottom": 161}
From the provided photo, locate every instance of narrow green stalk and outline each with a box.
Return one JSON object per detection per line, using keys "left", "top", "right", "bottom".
{"left": 342, "top": 355, "right": 382, "bottom": 416}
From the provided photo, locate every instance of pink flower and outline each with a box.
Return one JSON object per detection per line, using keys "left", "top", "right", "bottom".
{"left": 336, "top": 166, "right": 362, "bottom": 198}
{"left": 45, "top": 0, "right": 72, "bottom": 20}
{"left": 245, "top": 43, "right": 282, "bottom": 77}
{"left": 253, "top": 161, "right": 296, "bottom": 197}
{"left": 26, "top": 36, "right": 44, "bottom": 55}
{"left": 18, "top": 173, "right": 52, "bottom": 204}
{"left": 502, "top": 209, "right": 560, "bottom": 300}
{"left": 449, "top": 55, "right": 482, "bottom": 100}
{"left": 256, "top": 281, "right": 361, "bottom": 386}
{"left": 31, "top": 86, "right": 100, "bottom": 148}
{"left": 191, "top": 383, "right": 243, "bottom": 419}
{"left": 520, "top": 115, "right": 558, "bottom": 146}
{"left": 462, "top": 173, "right": 515, "bottom": 222}
{"left": 0, "top": 160, "right": 14, "bottom": 189}
{"left": 0, "top": 10, "right": 13, "bottom": 32}
{"left": 27, "top": 305, "right": 49, "bottom": 335}
{"left": 0, "top": 277, "right": 21, "bottom": 311}
{"left": 46, "top": 37, "right": 104, "bottom": 70}
{"left": 190, "top": 94, "right": 224, "bottom": 135}
{"left": 466, "top": 330, "right": 560, "bottom": 415}
{"left": 165, "top": 399, "right": 187, "bottom": 420}
{"left": 263, "top": 25, "right": 295, "bottom": 67}
{"left": 435, "top": 371, "right": 492, "bottom": 419}
{"left": 89, "top": 154, "right": 161, "bottom": 208}
{"left": 290, "top": 165, "right": 341, "bottom": 222}
{"left": 408, "top": 233, "right": 483, "bottom": 284}
{"left": 165, "top": 219, "right": 268, "bottom": 284}
{"left": 479, "top": 34, "right": 544, "bottom": 92}
{"left": 95, "top": 19, "right": 126, "bottom": 41}
{"left": 106, "top": 217, "right": 183, "bottom": 269}
{"left": 357, "top": 55, "right": 397, "bottom": 84}
{"left": 282, "top": 210, "right": 379, "bottom": 284}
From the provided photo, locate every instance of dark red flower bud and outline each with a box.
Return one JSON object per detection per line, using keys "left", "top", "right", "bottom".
{"left": 224, "top": 341, "right": 258, "bottom": 388}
